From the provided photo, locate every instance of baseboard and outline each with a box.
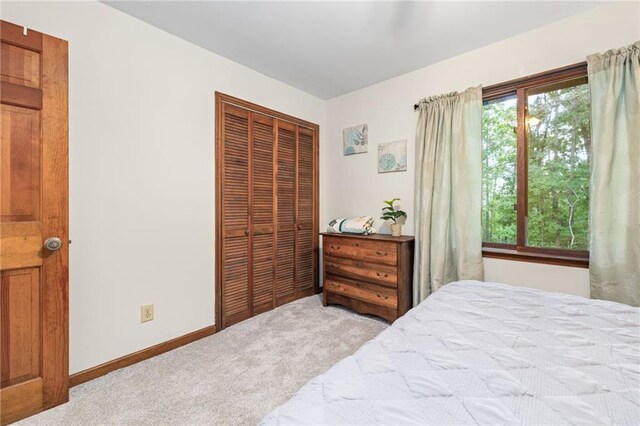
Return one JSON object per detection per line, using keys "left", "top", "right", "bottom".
{"left": 69, "top": 325, "right": 217, "bottom": 387}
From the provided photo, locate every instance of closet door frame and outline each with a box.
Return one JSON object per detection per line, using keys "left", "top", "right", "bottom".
{"left": 215, "top": 92, "right": 319, "bottom": 330}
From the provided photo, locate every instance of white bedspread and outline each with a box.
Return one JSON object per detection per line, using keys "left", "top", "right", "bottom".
{"left": 261, "top": 280, "right": 640, "bottom": 425}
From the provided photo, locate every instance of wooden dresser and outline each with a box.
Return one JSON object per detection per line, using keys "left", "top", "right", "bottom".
{"left": 321, "top": 233, "right": 414, "bottom": 322}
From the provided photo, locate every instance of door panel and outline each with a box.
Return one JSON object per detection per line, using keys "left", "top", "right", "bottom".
{"left": 297, "top": 128, "right": 314, "bottom": 225}
{"left": 275, "top": 230, "right": 295, "bottom": 300}
{"left": 251, "top": 113, "right": 274, "bottom": 312}
{"left": 0, "top": 268, "right": 41, "bottom": 387}
{"left": 1, "top": 43, "right": 40, "bottom": 88}
{"left": 276, "top": 121, "right": 296, "bottom": 303}
{"left": 296, "top": 229, "right": 314, "bottom": 293}
{"left": 222, "top": 105, "right": 249, "bottom": 230}
{"left": 252, "top": 233, "right": 273, "bottom": 311}
{"left": 222, "top": 236, "right": 249, "bottom": 321}
{"left": 0, "top": 20, "right": 68, "bottom": 425}
{"left": 221, "top": 104, "right": 250, "bottom": 327}
{"left": 1, "top": 105, "right": 41, "bottom": 222}
{"left": 296, "top": 127, "right": 315, "bottom": 294}
{"left": 251, "top": 115, "right": 274, "bottom": 227}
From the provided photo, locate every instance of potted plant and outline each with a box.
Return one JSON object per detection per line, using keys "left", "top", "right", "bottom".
{"left": 381, "top": 198, "right": 407, "bottom": 237}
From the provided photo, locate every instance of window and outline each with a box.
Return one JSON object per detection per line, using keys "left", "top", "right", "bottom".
{"left": 481, "top": 64, "right": 590, "bottom": 267}
{"left": 482, "top": 95, "right": 517, "bottom": 245}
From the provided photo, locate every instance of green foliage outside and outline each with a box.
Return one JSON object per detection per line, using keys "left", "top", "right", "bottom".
{"left": 482, "top": 83, "right": 591, "bottom": 250}
{"left": 482, "top": 96, "right": 518, "bottom": 245}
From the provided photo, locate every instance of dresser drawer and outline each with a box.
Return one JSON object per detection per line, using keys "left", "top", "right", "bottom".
{"left": 324, "top": 256, "right": 397, "bottom": 287}
{"left": 324, "top": 276, "right": 397, "bottom": 309}
{"left": 324, "top": 236, "right": 397, "bottom": 266}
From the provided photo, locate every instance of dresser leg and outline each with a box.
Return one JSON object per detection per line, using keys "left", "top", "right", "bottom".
{"left": 322, "top": 289, "right": 328, "bottom": 307}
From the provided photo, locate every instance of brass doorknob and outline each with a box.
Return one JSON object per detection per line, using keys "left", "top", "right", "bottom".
{"left": 44, "top": 237, "right": 62, "bottom": 251}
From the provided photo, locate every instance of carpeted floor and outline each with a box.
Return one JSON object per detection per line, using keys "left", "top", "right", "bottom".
{"left": 18, "top": 295, "right": 387, "bottom": 425}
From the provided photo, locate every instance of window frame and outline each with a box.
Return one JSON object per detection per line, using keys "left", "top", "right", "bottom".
{"left": 481, "top": 62, "right": 589, "bottom": 268}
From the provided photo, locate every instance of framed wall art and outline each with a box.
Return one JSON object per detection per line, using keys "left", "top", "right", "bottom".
{"left": 378, "top": 140, "right": 407, "bottom": 173}
{"left": 343, "top": 123, "right": 368, "bottom": 155}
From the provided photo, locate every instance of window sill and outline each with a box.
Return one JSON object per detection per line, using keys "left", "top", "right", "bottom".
{"left": 482, "top": 247, "right": 589, "bottom": 269}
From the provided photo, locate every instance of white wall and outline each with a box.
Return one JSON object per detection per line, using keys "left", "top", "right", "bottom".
{"left": 2, "top": 0, "right": 636, "bottom": 374}
{"left": 1, "top": 1, "right": 325, "bottom": 374}
{"left": 323, "top": 2, "right": 639, "bottom": 297}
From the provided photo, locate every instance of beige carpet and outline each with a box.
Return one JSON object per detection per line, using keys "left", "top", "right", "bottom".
{"left": 18, "top": 295, "right": 387, "bottom": 425}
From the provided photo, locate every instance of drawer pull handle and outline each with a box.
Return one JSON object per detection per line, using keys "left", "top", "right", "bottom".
{"left": 376, "top": 251, "right": 388, "bottom": 256}
{"left": 331, "top": 245, "right": 340, "bottom": 250}
{"left": 377, "top": 294, "right": 389, "bottom": 300}
{"left": 376, "top": 272, "right": 389, "bottom": 278}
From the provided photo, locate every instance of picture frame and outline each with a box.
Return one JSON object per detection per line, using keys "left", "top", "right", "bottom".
{"left": 378, "top": 140, "right": 407, "bottom": 173}
{"left": 343, "top": 123, "right": 368, "bottom": 155}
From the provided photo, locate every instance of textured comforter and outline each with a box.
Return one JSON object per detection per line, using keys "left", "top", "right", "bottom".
{"left": 261, "top": 280, "right": 640, "bottom": 425}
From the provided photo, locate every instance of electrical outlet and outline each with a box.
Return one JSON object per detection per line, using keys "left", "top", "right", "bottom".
{"left": 141, "top": 304, "right": 154, "bottom": 323}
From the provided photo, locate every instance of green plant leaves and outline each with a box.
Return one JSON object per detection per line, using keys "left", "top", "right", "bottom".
{"left": 380, "top": 198, "right": 406, "bottom": 223}
{"left": 383, "top": 197, "right": 400, "bottom": 207}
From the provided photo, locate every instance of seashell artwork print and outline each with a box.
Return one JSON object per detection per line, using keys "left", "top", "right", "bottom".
{"left": 343, "top": 123, "right": 368, "bottom": 155}
{"left": 378, "top": 140, "right": 407, "bottom": 173}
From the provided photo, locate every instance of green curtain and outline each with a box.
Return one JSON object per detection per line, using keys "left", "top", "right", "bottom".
{"left": 587, "top": 41, "right": 640, "bottom": 306}
{"left": 413, "top": 86, "right": 484, "bottom": 303}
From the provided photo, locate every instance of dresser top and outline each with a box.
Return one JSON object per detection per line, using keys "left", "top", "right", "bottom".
{"left": 320, "top": 232, "right": 414, "bottom": 243}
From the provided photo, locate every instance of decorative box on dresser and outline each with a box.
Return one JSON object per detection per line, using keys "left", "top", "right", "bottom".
{"left": 321, "top": 233, "right": 415, "bottom": 322}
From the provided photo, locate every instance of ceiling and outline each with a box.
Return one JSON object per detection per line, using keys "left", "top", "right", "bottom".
{"left": 103, "top": 1, "right": 601, "bottom": 99}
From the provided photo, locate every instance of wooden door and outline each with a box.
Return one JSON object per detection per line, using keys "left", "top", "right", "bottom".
{"left": 219, "top": 103, "right": 251, "bottom": 328}
{"left": 0, "top": 21, "right": 69, "bottom": 425}
{"left": 295, "top": 127, "right": 316, "bottom": 297}
{"left": 275, "top": 120, "right": 296, "bottom": 305}
{"left": 250, "top": 113, "right": 275, "bottom": 314}
{"left": 215, "top": 93, "right": 319, "bottom": 330}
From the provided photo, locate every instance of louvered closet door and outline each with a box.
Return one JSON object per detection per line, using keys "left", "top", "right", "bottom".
{"left": 275, "top": 120, "right": 297, "bottom": 305}
{"left": 221, "top": 104, "right": 251, "bottom": 327}
{"left": 250, "top": 113, "right": 275, "bottom": 314}
{"left": 216, "top": 93, "right": 318, "bottom": 330}
{"left": 296, "top": 127, "right": 316, "bottom": 296}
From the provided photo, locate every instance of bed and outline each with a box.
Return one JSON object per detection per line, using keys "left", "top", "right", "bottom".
{"left": 261, "top": 280, "right": 640, "bottom": 425}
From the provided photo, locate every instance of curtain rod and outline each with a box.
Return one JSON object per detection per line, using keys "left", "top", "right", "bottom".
{"left": 412, "top": 61, "right": 587, "bottom": 111}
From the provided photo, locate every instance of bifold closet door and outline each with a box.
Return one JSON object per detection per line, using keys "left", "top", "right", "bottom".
{"left": 250, "top": 113, "right": 275, "bottom": 314}
{"left": 275, "top": 120, "right": 296, "bottom": 304}
{"left": 220, "top": 107, "right": 276, "bottom": 325}
{"left": 296, "top": 127, "right": 316, "bottom": 296}
{"left": 216, "top": 93, "right": 319, "bottom": 330}
{"left": 220, "top": 104, "right": 251, "bottom": 326}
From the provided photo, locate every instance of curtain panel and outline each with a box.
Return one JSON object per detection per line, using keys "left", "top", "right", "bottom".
{"left": 587, "top": 41, "right": 640, "bottom": 306}
{"left": 413, "top": 86, "right": 484, "bottom": 304}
